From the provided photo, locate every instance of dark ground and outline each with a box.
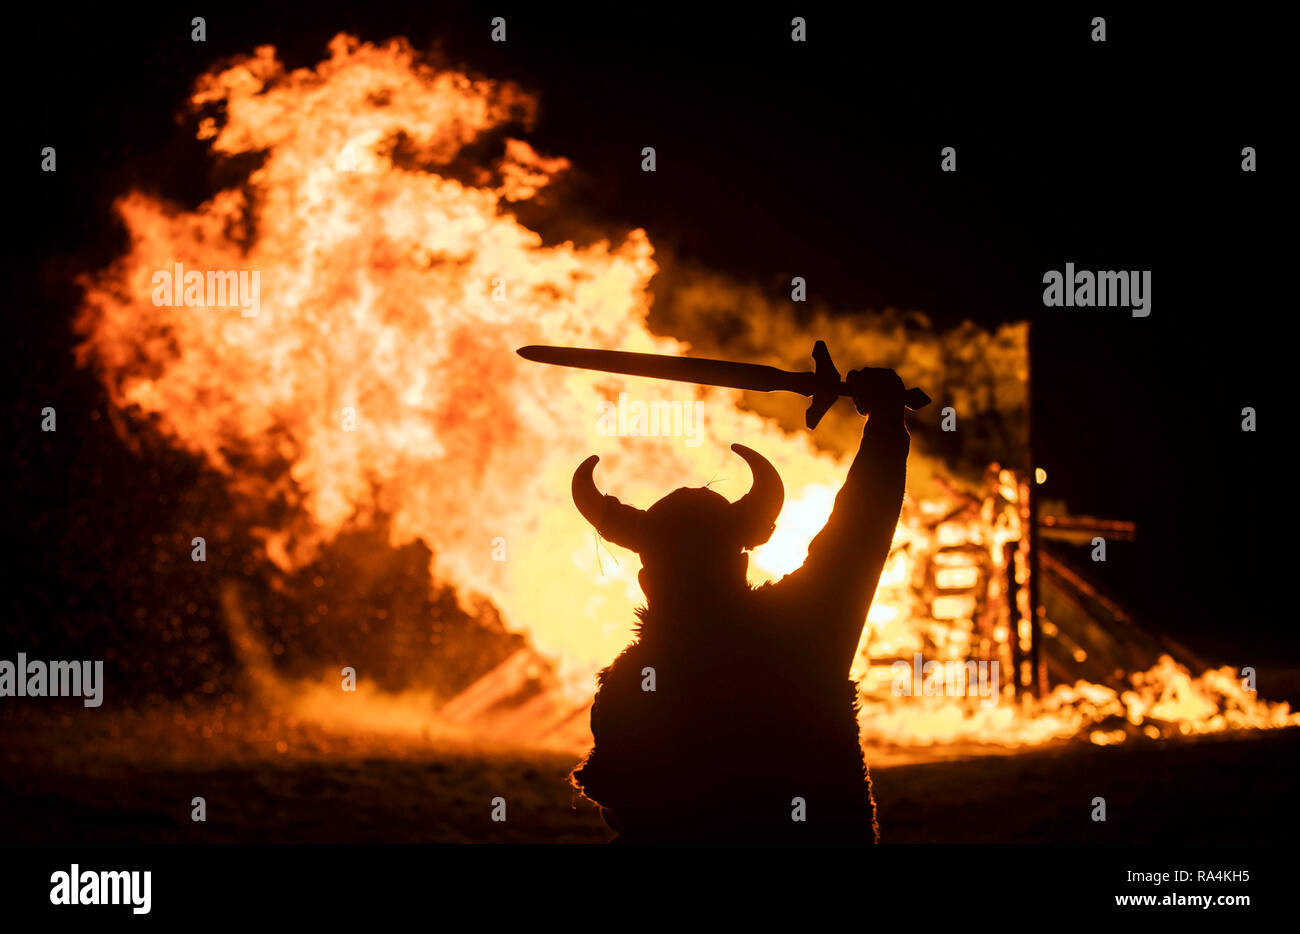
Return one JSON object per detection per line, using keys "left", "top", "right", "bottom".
{"left": 5, "top": 710, "right": 1297, "bottom": 844}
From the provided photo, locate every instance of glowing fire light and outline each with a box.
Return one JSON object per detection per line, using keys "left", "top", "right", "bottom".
{"left": 75, "top": 34, "right": 1299, "bottom": 751}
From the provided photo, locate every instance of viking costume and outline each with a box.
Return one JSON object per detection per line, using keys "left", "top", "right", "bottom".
{"left": 567, "top": 394, "right": 909, "bottom": 843}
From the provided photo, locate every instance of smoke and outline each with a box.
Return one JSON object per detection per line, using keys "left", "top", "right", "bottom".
{"left": 645, "top": 256, "right": 1028, "bottom": 468}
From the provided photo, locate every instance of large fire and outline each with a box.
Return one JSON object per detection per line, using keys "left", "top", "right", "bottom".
{"left": 75, "top": 34, "right": 1297, "bottom": 754}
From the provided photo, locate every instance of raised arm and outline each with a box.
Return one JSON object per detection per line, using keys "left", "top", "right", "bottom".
{"left": 771, "top": 367, "right": 910, "bottom": 671}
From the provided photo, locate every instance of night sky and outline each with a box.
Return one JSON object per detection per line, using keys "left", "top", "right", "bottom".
{"left": 14, "top": 5, "right": 1287, "bottom": 664}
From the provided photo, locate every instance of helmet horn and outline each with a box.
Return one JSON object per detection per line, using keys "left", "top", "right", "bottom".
{"left": 572, "top": 455, "right": 646, "bottom": 552}
{"left": 728, "top": 443, "right": 784, "bottom": 548}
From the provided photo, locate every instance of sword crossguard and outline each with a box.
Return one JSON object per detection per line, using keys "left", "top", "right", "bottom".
{"left": 805, "top": 341, "right": 842, "bottom": 429}
{"left": 804, "top": 340, "right": 932, "bottom": 430}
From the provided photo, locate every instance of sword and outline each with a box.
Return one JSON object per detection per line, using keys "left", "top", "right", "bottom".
{"left": 516, "top": 340, "right": 931, "bottom": 429}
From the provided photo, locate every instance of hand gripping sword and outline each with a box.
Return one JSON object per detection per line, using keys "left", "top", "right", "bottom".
{"left": 516, "top": 340, "right": 931, "bottom": 429}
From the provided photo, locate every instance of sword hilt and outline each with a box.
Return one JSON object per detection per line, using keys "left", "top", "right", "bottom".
{"left": 805, "top": 340, "right": 932, "bottom": 429}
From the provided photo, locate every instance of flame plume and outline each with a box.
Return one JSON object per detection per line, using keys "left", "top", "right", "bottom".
{"left": 75, "top": 34, "right": 844, "bottom": 684}
{"left": 76, "top": 34, "right": 1298, "bottom": 750}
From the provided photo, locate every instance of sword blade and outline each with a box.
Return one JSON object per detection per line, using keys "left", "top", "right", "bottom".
{"left": 516, "top": 345, "right": 817, "bottom": 396}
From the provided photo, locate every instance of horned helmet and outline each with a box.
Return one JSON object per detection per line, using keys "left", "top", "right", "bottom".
{"left": 571, "top": 444, "right": 784, "bottom": 561}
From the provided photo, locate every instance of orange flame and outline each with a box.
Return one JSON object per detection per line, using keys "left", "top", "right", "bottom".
{"left": 75, "top": 34, "right": 1297, "bottom": 750}
{"left": 75, "top": 34, "right": 850, "bottom": 685}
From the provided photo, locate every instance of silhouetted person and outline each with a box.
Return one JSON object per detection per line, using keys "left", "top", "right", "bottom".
{"left": 568, "top": 367, "right": 910, "bottom": 842}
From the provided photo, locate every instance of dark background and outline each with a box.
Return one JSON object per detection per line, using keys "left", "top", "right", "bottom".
{"left": 11, "top": 4, "right": 1287, "bottom": 667}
